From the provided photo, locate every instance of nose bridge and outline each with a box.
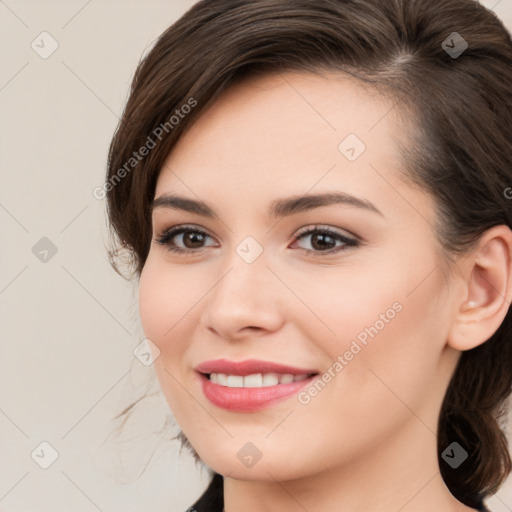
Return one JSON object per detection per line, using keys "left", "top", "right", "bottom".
{"left": 201, "top": 237, "right": 282, "bottom": 335}
{"left": 213, "top": 239, "right": 270, "bottom": 306}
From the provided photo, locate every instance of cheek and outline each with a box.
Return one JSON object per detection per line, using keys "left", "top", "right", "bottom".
{"left": 138, "top": 261, "right": 170, "bottom": 345}
{"left": 330, "top": 248, "right": 442, "bottom": 348}
{"left": 282, "top": 262, "right": 448, "bottom": 466}
{"left": 138, "top": 257, "right": 201, "bottom": 344}
{"left": 138, "top": 257, "right": 200, "bottom": 374}
{"left": 287, "top": 261, "right": 408, "bottom": 358}
{"left": 138, "top": 258, "right": 200, "bottom": 412}
{"left": 294, "top": 250, "right": 448, "bottom": 404}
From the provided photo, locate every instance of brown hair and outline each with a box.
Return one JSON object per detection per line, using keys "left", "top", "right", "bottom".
{"left": 105, "top": 0, "right": 512, "bottom": 507}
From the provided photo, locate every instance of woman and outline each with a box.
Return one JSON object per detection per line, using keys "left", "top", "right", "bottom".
{"left": 105, "top": 0, "right": 512, "bottom": 510}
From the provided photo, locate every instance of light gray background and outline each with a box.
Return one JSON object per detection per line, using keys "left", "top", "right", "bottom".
{"left": 1, "top": 1, "right": 512, "bottom": 511}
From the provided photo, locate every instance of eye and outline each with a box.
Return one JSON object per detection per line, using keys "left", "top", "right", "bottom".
{"left": 291, "top": 225, "right": 359, "bottom": 256}
{"left": 154, "top": 224, "right": 217, "bottom": 254}
{"left": 154, "top": 224, "right": 360, "bottom": 256}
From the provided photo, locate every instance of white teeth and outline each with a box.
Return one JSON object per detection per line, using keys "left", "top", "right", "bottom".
{"left": 244, "top": 373, "right": 263, "bottom": 387}
{"left": 208, "top": 372, "right": 311, "bottom": 388}
{"left": 279, "top": 373, "right": 294, "bottom": 384}
{"left": 262, "top": 373, "right": 279, "bottom": 386}
{"left": 226, "top": 375, "right": 244, "bottom": 387}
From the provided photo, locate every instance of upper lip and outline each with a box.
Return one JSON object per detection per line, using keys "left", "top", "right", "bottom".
{"left": 195, "top": 358, "right": 319, "bottom": 376}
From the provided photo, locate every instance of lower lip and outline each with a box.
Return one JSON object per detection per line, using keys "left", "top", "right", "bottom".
{"left": 198, "top": 373, "right": 317, "bottom": 412}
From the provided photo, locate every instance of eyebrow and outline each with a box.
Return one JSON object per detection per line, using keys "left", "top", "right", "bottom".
{"left": 151, "top": 191, "right": 384, "bottom": 218}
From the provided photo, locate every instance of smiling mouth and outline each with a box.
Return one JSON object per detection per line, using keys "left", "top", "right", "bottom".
{"left": 203, "top": 372, "right": 318, "bottom": 388}
{"left": 198, "top": 371, "right": 320, "bottom": 412}
{"left": 194, "top": 359, "right": 321, "bottom": 410}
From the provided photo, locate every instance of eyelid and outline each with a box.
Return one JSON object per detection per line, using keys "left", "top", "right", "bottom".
{"left": 290, "top": 225, "right": 360, "bottom": 256}
{"left": 293, "top": 223, "right": 358, "bottom": 240}
{"left": 154, "top": 223, "right": 217, "bottom": 250}
{"left": 154, "top": 223, "right": 360, "bottom": 255}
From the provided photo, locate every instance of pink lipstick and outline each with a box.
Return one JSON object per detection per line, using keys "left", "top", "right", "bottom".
{"left": 195, "top": 359, "right": 319, "bottom": 412}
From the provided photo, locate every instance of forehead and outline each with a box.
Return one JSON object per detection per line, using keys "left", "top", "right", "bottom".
{"left": 155, "top": 71, "right": 406, "bottom": 206}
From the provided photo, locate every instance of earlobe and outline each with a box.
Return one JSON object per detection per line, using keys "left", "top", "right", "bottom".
{"left": 447, "top": 225, "right": 512, "bottom": 352}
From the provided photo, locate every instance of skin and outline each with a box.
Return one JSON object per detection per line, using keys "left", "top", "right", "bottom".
{"left": 138, "top": 71, "right": 512, "bottom": 512}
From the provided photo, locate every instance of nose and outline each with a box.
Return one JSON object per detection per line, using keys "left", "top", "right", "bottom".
{"left": 199, "top": 248, "right": 284, "bottom": 340}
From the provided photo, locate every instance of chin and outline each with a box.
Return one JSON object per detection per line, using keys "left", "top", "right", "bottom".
{"left": 194, "top": 444, "right": 312, "bottom": 482}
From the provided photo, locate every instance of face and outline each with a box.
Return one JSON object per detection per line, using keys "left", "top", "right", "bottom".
{"left": 138, "top": 71, "right": 461, "bottom": 481}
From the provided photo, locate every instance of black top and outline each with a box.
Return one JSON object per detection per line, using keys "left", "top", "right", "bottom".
{"left": 187, "top": 473, "right": 491, "bottom": 512}
{"left": 187, "top": 473, "right": 223, "bottom": 512}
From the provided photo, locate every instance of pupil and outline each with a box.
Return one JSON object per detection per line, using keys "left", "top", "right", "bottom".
{"left": 185, "top": 232, "right": 204, "bottom": 248}
{"left": 313, "top": 233, "right": 334, "bottom": 250}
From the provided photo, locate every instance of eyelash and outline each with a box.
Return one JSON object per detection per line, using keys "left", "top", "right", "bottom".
{"left": 154, "top": 224, "right": 360, "bottom": 258}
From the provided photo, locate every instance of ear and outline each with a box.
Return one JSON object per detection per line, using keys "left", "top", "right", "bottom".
{"left": 447, "top": 225, "right": 512, "bottom": 351}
